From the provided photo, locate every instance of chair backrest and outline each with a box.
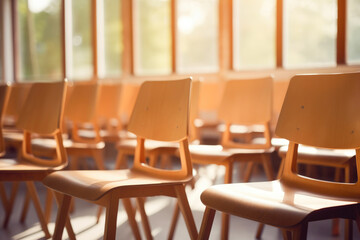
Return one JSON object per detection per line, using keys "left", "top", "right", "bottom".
{"left": 118, "top": 82, "right": 140, "bottom": 127}
{"left": 64, "top": 81, "right": 98, "bottom": 123}
{"left": 276, "top": 72, "right": 360, "bottom": 200}
{"left": 218, "top": 76, "right": 273, "bottom": 148}
{"left": 16, "top": 81, "right": 67, "bottom": 166}
{"left": 64, "top": 81, "right": 101, "bottom": 142}
{"left": 96, "top": 82, "right": 122, "bottom": 121}
{"left": 0, "top": 84, "right": 9, "bottom": 156}
{"left": 129, "top": 78, "right": 193, "bottom": 180}
{"left": 3, "top": 83, "right": 31, "bottom": 126}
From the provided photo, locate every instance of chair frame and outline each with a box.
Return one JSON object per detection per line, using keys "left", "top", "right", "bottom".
{"left": 198, "top": 72, "right": 360, "bottom": 240}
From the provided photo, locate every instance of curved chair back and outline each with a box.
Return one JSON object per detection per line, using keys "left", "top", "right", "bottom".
{"left": 3, "top": 83, "right": 31, "bottom": 126}
{"left": 16, "top": 81, "right": 67, "bottom": 166}
{"left": 128, "top": 78, "right": 193, "bottom": 180}
{"left": 118, "top": 82, "right": 140, "bottom": 127}
{"left": 64, "top": 81, "right": 101, "bottom": 142}
{"left": 219, "top": 76, "right": 273, "bottom": 148}
{"left": 96, "top": 82, "right": 122, "bottom": 121}
{"left": 276, "top": 72, "right": 360, "bottom": 200}
{"left": 64, "top": 81, "right": 98, "bottom": 123}
{"left": 219, "top": 77, "right": 272, "bottom": 124}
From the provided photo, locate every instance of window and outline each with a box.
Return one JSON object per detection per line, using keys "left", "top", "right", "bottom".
{"left": 233, "top": 0, "right": 276, "bottom": 70}
{"left": 102, "top": 0, "right": 122, "bottom": 77}
{"left": 133, "top": 0, "right": 171, "bottom": 75}
{"left": 17, "top": 0, "right": 62, "bottom": 81}
{"left": 71, "top": 0, "right": 93, "bottom": 79}
{"left": 176, "top": 0, "right": 219, "bottom": 73}
{"left": 347, "top": 0, "right": 360, "bottom": 64}
{"left": 284, "top": 0, "right": 337, "bottom": 68}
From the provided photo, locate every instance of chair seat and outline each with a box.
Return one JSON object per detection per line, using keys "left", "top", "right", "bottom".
{"left": 279, "top": 145, "right": 355, "bottom": 167}
{"left": 0, "top": 158, "right": 65, "bottom": 181}
{"left": 31, "top": 138, "right": 105, "bottom": 150}
{"left": 3, "top": 131, "right": 23, "bottom": 147}
{"left": 201, "top": 180, "right": 359, "bottom": 228}
{"left": 118, "top": 139, "right": 179, "bottom": 151}
{"left": 78, "top": 129, "right": 137, "bottom": 142}
{"left": 189, "top": 144, "right": 274, "bottom": 164}
{"left": 43, "top": 169, "right": 192, "bottom": 201}
{"left": 252, "top": 137, "right": 289, "bottom": 150}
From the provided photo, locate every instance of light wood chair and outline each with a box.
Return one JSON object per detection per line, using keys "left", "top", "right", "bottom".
{"left": 0, "top": 81, "right": 75, "bottom": 239}
{"left": 198, "top": 72, "right": 360, "bottom": 240}
{"left": 188, "top": 76, "right": 275, "bottom": 240}
{"left": 114, "top": 80, "right": 200, "bottom": 170}
{"left": 43, "top": 78, "right": 198, "bottom": 240}
{"left": 32, "top": 81, "right": 106, "bottom": 170}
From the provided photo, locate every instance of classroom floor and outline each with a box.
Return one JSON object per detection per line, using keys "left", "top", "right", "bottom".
{"left": 1, "top": 146, "right": 359, "bottom": 240}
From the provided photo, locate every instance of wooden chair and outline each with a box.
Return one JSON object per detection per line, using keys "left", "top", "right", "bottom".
{"left": 198, "top": 72, "right": 360, "bottom": 240}
{"left": 114, "top": 80, "right": 200, "bottom": 170}
{"left": 0, "top": 81, "right": 74, "bottom": 239}
{"left": 32, "top": 81, "right": 106, "bottom": 170}
{"left": 43, "top": 78, "right": 198, "bottom": 240}
{"left": 187, "top": 76, "right": 275, "bottom": 240}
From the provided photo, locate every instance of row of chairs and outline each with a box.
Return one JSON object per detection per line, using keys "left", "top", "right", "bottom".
{"left": 1, "top": 72, "right": 360, "bottom": 240}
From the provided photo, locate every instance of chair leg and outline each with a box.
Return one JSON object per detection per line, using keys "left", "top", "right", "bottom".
{"left": 96, "top": 206, "right": 103, "bottom": 223}
{"left": 114, "top": 152, "right": 127, "bottom": 169}
{"left": 0, "top": 183, "right": 8, "bottom": 212}
{"left": 53, "top": 191, "right": 76, "bottom": 240}
{"left": 292, "top": 223, "right": 308, "bottom": 240}
{"left": 168, "top": 201, "right": 180, "bottom": 240}
{"left": 198, "top": 207, "right": 216, "bottom": 240}
{"left": 70, "top": 156, "right": 80, "bottom": 170}
{"left": 148, "top": 153, "right": 158, "bottom": 167}
{"left": 20, "top": 190, "right": 30, "bottom": 223}
{"left": 220, "top": 162, "right": 233, "bottom": 240}
{"left": 344, "top": 219, "right": 353, "bottom": 240}
{"left": 221, "top": 213, "right": 230, "bottom": 240}
{"left": 104, "top": 196, "right": 120, "bottom": 240}
{"left": 255, "top": 223, "right": 265, "bottom": 239}
{"left": 25, "top": 181, "right": 51, "bottom": 239}
{"left": 122, "top": 198, "right": 141, "bottom": 240}
{"left": 262, "top": 154, "right": 274, "bottom": 180}
{"left": 331, "top": 218, "right": 340, "bottom": 236}
{"left": 243, "top": 162, "right": 254, "bottom": 182}
{"left": 44, "top": 189, "right": 53, "bottom": 223}
{"left": 53, "top": 192, "right": 72, "bottom": 240}
{"left": 174, "top": 185, "right": 198, "bottom": 240}
{"left": 92, "top": 149, "right": 106, "bottom": 170}
{"left": 3, "top": 182, "right": 19, "bottom": 228}
{"left": 136, "top": 197, "right": 153, "bottom": 240}
{"left": 281, "top": 229, "right": 292, "bottom": 240}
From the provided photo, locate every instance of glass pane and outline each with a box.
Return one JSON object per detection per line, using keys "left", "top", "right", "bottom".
{"left": 72, "top": 0, "right": 93, "bottom": 79}
{"left": 103, "top": 0, "right": 122, "bottom": 77}
{"left": 347, "top": 0, "right": 360, "bottom": 64}
{"left": 177, "top": 0, "right": 219, "bottom": 73}
{"left": 17, "top": 0, "right": 62, "bottom": 81}
{"left": 284, "top": 0, "right": 337, "bottom": 68}
{"left": 233, "top": 0, "right": 276, "bottom": 70}
{"left": 134, "top": 0, "right": 171, "bottom": 75}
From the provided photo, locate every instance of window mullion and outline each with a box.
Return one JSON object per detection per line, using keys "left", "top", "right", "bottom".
{"left": 337, "top": 0, "right": 346, "bottom": 65}
{"left": 276, "top": 0, "right": 283, "bottom": 68}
